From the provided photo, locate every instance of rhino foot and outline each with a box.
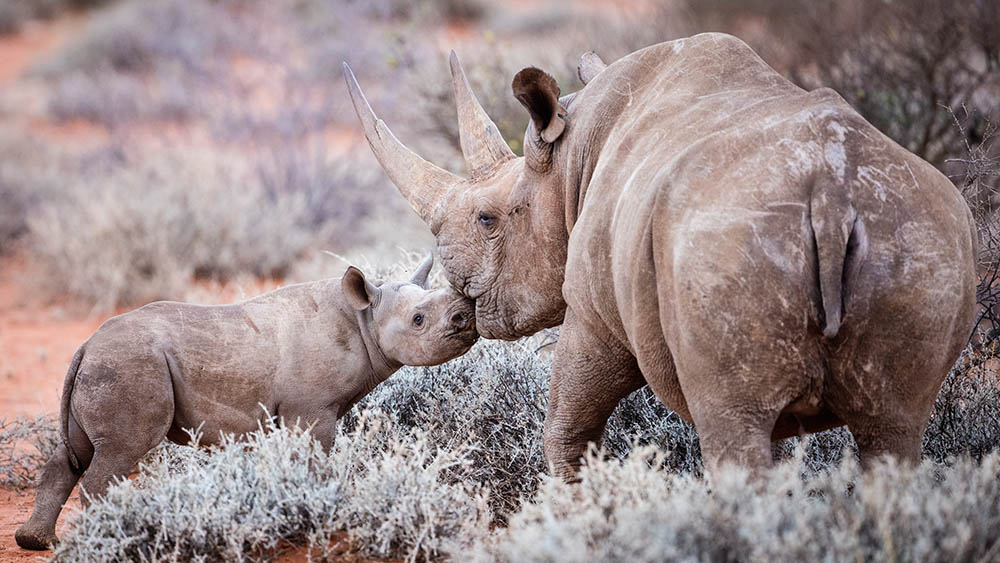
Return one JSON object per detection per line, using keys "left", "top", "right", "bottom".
{"left": 14, "top": 526, "right": 56, "bottom": 551}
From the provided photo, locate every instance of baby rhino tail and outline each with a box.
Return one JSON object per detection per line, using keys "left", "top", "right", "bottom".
{"left": 60, "top": 346, "right": 85, "bottom": 472}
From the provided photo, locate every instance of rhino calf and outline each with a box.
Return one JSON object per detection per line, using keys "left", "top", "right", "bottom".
{"left": 15, "top": 255, "right": 477, "bottom": 550}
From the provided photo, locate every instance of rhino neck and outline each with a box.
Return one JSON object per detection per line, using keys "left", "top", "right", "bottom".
{"left": 558, "top": 91, "right": 616, "bottom": 236}
{"left": 354, "top": 308, "right": 402, "bottom": 391}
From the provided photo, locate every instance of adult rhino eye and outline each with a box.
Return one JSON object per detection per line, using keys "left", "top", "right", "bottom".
{"left": 478, "top": 212, "right": 497, "bottom": 229}
{"left": 413, "top": 313, "right": 424, "bottom": 327}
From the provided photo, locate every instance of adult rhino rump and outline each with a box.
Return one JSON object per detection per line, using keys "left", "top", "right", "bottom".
{"left": 345, "top": 32, "right": 978, "bottom": 478}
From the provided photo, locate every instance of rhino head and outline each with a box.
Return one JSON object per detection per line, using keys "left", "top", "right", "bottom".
{"left": 344, "top": 53, "right": 576, "bottom": 340}
{"left": 341, "top": 254, "right": 479, "bottom": 365}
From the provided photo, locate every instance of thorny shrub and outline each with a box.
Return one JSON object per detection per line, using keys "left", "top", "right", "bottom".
{"left": 477, "top": 447, "right": 1000, "bottom": 563}
{"left": 52, "top": 413, "right": 489, "bottom": 562}
{"left": 0, "top": 416, "right": 59, "bottom": 490}
{"left": 24, "top": 145, "right": 402, "bottom": 310}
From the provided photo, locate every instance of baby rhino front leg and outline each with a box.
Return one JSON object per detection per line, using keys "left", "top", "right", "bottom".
{"left": 543, "top": 309, "right": 644, "bottom": 480}
{"left": 279, "top": 403, "right": 341, "bottom": 452}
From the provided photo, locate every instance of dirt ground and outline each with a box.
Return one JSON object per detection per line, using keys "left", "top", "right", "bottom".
{"left": 0, "top": 254, "right": 96, "bottom": 560}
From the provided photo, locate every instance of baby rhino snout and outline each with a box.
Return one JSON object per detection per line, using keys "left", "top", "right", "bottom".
{"left": 448, "top": 299, "right": 476, "bottom": 334}
{"left": 450, "top": 310, "right": 472, "bottom": 331}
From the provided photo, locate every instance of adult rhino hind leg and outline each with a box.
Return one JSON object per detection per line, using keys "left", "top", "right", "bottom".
{"left": 827, "top": 310, "right": 971, "bottom": 469}
{"left": 544, "top": 309, "right": 644, "bottom": 480}
{"left": 685, "top": 391, "right": 784, "bottom": 480}
{"left": 14, "top": 445, "right": 81, "bottom": 550}
{"left": 827, "top": 272, "right": 975, "bottom": 468}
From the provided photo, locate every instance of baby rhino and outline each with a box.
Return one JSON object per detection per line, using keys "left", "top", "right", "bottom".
{"left": 16, "top": 255, "right": 476, "bottom": 550}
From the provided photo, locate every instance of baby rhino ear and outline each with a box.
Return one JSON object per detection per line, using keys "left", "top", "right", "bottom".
{"left": 342, "top": 266, "right": 378, "bottom": 311}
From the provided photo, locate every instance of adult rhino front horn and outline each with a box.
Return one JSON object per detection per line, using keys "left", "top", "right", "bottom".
{"left": 345, "top": 33, "right": 978, "bottom": 479}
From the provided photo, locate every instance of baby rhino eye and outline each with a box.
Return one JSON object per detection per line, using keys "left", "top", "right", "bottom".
{"left": 413, "top": 313, "right": 424, "bottom": 327}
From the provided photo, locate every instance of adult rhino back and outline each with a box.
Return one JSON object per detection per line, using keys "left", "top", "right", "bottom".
{"left": 345, "top": 33, "right": 977, "bottom": 480}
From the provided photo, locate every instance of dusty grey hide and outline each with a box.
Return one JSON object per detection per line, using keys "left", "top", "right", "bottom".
{"left": 14, "top": 256, "right": 477, "bottom": 550}
{"left": 344, "top": 33, "right": 978, "bottom": 481}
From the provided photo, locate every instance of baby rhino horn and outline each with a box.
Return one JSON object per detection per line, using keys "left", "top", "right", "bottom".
{"left": 410, "top": 254, "right": 434, "bottom": 289}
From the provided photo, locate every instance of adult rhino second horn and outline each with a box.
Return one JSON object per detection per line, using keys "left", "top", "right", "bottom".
{"left": 449, "top": 50, "right": 515, "bottom": 177}
{"left": 342, "top": 62, "right": 462, "bottom": 223}
{"left": 577, "top": 51, "right": 606, "bottom": 85}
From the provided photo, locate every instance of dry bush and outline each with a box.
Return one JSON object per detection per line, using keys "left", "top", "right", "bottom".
{"left": 478, "top": 448, "right": 1000, "bottom": 563}
{"left": 35, "top": 0, "right": 248, "bottom": 128}
{"left": 0, "top": 416, "right": 60, "bottom": 490}
{"left": 19, "top": 139, "right": 417, "bottom": 309}
{"left": 0, "top": 129, "right": 66, "bottom": 255}
{"left": 953, "top": 111, "right": 1000, "bottom": 351}
{"left": 0, "top": 0, "right": 112, "bottom": 35}
{"left": 340, "top": 339, "right": 550, "bottom": 520}
{"left": 27, "top": 147, "right": 313, "bottom": 309}
{"left": 52, "top": 413, "right": 489, "bottom": 562}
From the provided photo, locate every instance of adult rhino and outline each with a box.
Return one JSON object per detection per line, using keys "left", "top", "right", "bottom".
{"left": 344, "top": 33, "right": 977, "bottom": 478}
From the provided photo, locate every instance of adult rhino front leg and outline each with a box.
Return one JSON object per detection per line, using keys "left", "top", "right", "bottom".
{"left": 544, "top": 309, "right": 644, "bottom": 480}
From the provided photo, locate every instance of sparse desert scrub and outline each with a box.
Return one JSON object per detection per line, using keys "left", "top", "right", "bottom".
{"left": 0, "top": 128, "right": 68, "bottom": 255}
{"left": 23, "top": 143, "right": 405, "bottom": 310}
{"left": 51, "top": 414, "right": 489, "bottom": 562}
{"left": 27, "top": 147, "right": 313, "bottom": 309}
{"left": 0, "top": 416, "right": 59, "bottom": 490}
{"left": 35, "top": 0, "right": 248, "bottom": 128}
{"left": 476, "top": 448, "right": 1000, "bottom": 563}
{"left": 340, "top": 339, "right": 551, "bottom": 519}
{"left": 342, "top": 337, "right": 1000, "bottom": 521}
{"left": 0, "top": 0, "right": 112, "bottom": 35}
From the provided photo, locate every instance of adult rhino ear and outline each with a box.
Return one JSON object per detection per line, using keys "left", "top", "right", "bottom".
{"left": 342, "top": 266, "right": 379, "bottom": 311}
{"left": 512, "top": 67, "right": 566, "bottom": 144}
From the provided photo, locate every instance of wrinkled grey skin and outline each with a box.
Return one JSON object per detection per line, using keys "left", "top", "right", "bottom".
{"left": 15, "top": 256, "right": 476, "bottom": 550}
{"left": 345, "top": 33, "right": 977, "bottom": 482}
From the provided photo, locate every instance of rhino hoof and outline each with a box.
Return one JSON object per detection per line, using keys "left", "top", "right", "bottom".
{"left": 14, "top": 527, "right": 56, "bottom": 551}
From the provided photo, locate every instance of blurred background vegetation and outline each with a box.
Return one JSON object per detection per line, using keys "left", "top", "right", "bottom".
{"left": 0, "top": 0, "right": 997, "bottom": 311}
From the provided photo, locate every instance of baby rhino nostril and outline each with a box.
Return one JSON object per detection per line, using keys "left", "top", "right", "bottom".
{"left": 450, "top": 312, "right": 468, "bottom": 329}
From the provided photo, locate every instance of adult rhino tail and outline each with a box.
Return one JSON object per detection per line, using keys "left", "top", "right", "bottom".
{"left": 810, "top": 178, "right": 862, "bottom": 339}
{"left": 60, "top": 345, "right": 85, "bottom": 472}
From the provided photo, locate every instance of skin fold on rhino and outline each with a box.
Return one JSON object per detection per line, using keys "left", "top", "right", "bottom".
{"left": 344, "top": 32, "right": 978, "bottom": 481}
{"left": 15, "top": 255, "right": 477, "bottom": 550}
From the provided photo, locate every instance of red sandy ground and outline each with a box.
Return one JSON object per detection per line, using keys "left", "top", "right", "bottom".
{"left": 0, "top": 255, "right": 100, "bottom": 560}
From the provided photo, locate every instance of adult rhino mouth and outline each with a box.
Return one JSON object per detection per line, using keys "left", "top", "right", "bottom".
{"left": 451, "top": 326, "right": 479, "bottom": 346}
{"left": 445, "top": 300, "right": 478, "bottom": 344}
{"left": 473, "top": 307, "right": 521, "bottom": 341}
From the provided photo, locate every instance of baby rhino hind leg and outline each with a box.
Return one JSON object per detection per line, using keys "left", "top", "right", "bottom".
{"left": 71, "top": 356, "right": 176, "bottom": 504}
{"left": 17, "top": 353, "right": 176, "bottom": 552}
{"left": 15, "top": 445, "right": 80, "bottom": 550}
